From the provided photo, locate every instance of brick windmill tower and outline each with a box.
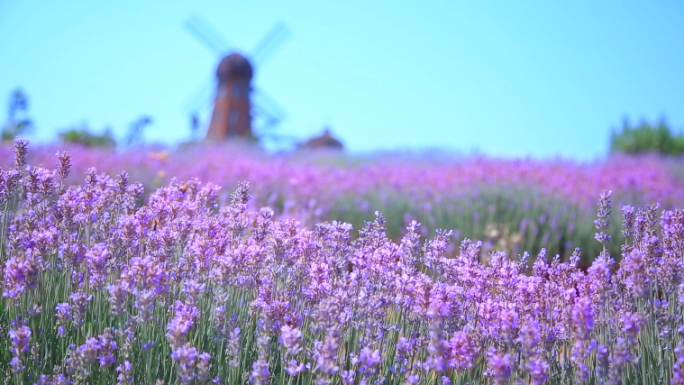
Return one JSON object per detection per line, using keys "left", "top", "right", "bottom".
{"left": 184, "top": 16, "right": 289, "bottom": 142}
{"left": 206, "top": 53, "right": 253, "bottom": 140}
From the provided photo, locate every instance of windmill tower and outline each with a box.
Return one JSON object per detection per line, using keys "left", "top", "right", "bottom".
{"left": 184, "top": 16, "right": 291, "bottom": 143}
{"left": 207, "top": 53, "right": 253, "bottom": 140}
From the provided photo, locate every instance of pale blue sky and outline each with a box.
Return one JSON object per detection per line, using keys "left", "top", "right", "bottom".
{"left": 0, "top": 0, "right": 683, "bottom": 158}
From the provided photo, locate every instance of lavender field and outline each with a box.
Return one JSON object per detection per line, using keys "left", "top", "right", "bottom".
{"left": 3, "top": 142, "right": 684, "bottom": 264}
{"left": 2, "top": 140, "right": 684, "bottom": 384}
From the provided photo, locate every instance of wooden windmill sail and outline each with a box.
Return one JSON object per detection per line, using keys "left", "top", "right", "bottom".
{"left": 184, "top": 16, "right": 289, "bottom": 142}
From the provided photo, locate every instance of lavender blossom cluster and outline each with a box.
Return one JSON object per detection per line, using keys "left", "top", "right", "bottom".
{"left": 2, "top": 139, "right": 684, "bottom": 385}
{"left": 4, "top": 142, "right": 684, "bottom": 264}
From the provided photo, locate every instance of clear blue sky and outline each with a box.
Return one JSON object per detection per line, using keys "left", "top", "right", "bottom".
{"left": 1, "top": 0, "right": 683, "bottom": 158}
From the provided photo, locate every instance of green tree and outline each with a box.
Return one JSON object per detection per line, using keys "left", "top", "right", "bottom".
{"left": 59, "top": 124, "right": 117, "bottom": 148}
{"left": 610, "top": 116, "right": 684, "bottom": 155}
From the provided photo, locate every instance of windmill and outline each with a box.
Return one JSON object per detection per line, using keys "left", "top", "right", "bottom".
{"left": 183, "top": 15, "right": 291, "bottom": 144}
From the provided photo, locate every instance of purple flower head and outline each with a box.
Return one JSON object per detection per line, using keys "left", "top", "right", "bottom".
{"left": 69, "top": 291, "right": 92, "bottom": 328}
{"left": 3, "top": 251, "right": 42, "bottom": 301}
{"left": 35, "top": 374, "right": 69, "bottom": 385}
{"left": 404, "top": 372, "right": 420, "bottom": 384}
{"left": 250, "top": 356, "right": 271, "bottom": 385}
{"left": 499, "top": 307, "right": 519, "bottom": 341}
{"left": 528, "top": 357, "right": 549, "bottom": 385}
{"left": 10, "top": 356, "right": 24, "bottom": 373}
{"left": 620, "top": 312, "right": 643, "bottom": 342}
{"left": 56, "top": 151, "right": 72, "bottom": 179}
{"left": 621, "top": 205, "right": 636, "bottom": 238}
{"left": 79, "top": 337, "right": 101, "bottom": 365}
{"left": 594, "top": 190, "right": 612, "bottom": 246}
{"left": 98, "top": 329, "right": 118, "bottom": 368}
{"left": 171, "top": 343, "right": 198, "bottom": 385}
{"left": 359, "top": 346, "right": 382, "bottom": 368}
{"left": 13, "top": 138, "right": 29, "bottom": 168}
{"left": 621, "top": 248, "right": 650, "bottom": 299}
{"left": 313, "top": 331, "right": 340, "bottom": 376}
{"left": 486, "top": 348, "right": 512, "bottom": 384}
{"left": 572, "top": 297, "right": 594, "bottom": 340}
{"left": 673, "top": 340, "right": 684, "bottom": 385}
{"left": 448, "top": 331, "right": 478, "bottom": 371}
{"left": 166, "top": 301, "right": 199, "bottom": 349}
{"left": 520, "top": 319, "right": 540, "bottom": 354}
{"left": 9, "top": 325, "right": 31, "bottom": 356}
{"left": 107, "top": 281, "right": 129, "bottom": 316}
{"left": 133, "top": 288, "right": 156, "bottom": 322}
{"left": 197, "top": 352, "right": 212, "bottom": 383}
{"left": 116, "top": 360, "right": 133, "bottom": 385}
{"left": 182, "top": 279, "right": 206, "bottom": 304}
{"left": 227, "top": 326, "right": 242, "bottom": 368}
{"left": 86, "top": 243, "right": 110, "bottom": 289}
{"left": 55, "top": 302, "right": 71, "bottom": 324}
{"left": 285, "top": 359, "right": 306, "bottom": 377}
{"left": 341, "top": 370, "right": 356, "bottom": 384}
{"left": 280, "top": 325, "right": 303, "bottom": 355}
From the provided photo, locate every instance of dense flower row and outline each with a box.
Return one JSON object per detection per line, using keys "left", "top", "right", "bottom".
{"left": 1, "top": 140, "right": 684, "bottom": 384}
{"left": 2, "top": 142, "right": 683, "bottom": 263}
{"left": 2, "top": 143, "right": 683, "bottom": 210}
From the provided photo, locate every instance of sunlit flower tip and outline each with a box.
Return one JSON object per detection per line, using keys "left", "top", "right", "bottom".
{"left": 13, "top": 138, "right": 29, "bottom": 168}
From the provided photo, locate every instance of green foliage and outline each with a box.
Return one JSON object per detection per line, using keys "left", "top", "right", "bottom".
{"left": 1, "top": 89, "right": 33, "bottom": 141}
{"left": 59, "top": 125, "right": 117, "bottom": 148}
{"left": 327, "top": 186, "right": 627, "bottom": 267}
{"left": 610, "top": 117, "right": 684, "bottom": 155}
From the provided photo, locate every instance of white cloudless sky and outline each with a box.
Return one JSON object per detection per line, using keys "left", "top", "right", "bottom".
{"left": 0, "top": 0, "right": 683, "bottom": 158}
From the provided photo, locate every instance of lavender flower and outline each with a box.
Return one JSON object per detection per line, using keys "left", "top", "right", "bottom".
{"left": 0, "top": 145, "right": 683, "bottom": 384}
{"left": 226, "top": 326, "right": 241, "bottom": 368}
{"left": 98, "top": 328, "right": 118, "bottom": 368}
{"left": 594, "top": 190, "right": 612, "bottom": 247}
{"left": 116, "top": 360, "right": 133, "bottom": 385}
{"left": 527, "top": 357, "right": 549, "bottom": 385}
{"left": 56, "top": 151, "right": 72, "bottom": 179}
{"left": 69, "top": 291, "right": 92, "bottom": 328}
{"left": 572, "top": 297, "right": 594, "bottom": 340}
{"left": 280, "top": 325, "right": 303, "bottom": 355}
{"left": 197, "top": 352, "right": 212, "bottom": 383}
{"left": 673, "top": 340, "right": 684, "bottom": 385}
{"left": 486, "top": 348, "right": 511, "bottom": 384}
{"left": 621, "top": 205, "right": 636, "bottom": 239}
{"left": 171, "top": 343, "right": 198, "bottom": 385}
{"left": 13, "top": 138, "right": 29, "bottom": 168}
{"left": 86, "top": 243, "right": 110, "bottom": 289}
{"left": 448, "top": 331, "right": 478, "bottom": 371}
{"left": 107, "top": 281, "right": 128, "bottom": 316}
{"left": 55, "top": 302, "right": 71, "bottom": 324}
{"left": 8, "top": 325, "right": 31, "bottom": 372}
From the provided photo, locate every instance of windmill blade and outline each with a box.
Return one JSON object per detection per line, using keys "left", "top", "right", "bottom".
{"left": 252, "top": 103, "right": 283, "bottom": 133}
{"left": 259, "top": 133, "right": 301, "bottom": 153}
{"left": 259, "top": 132, "right": 301, "bottom": 150}
{"left": 252, "top": 87, "right": 286, "bottom": 126}
{"left": 184, "top": 15, "right": 232, "bottom": 55}
{"left": 260, "top": 132, "right": 299, "bottom": 142}
{"left": 250, "top": 22, "right": 290, "bottom": 67}
{"left": 182, "top": 79, "right": 215, "bottom": 115}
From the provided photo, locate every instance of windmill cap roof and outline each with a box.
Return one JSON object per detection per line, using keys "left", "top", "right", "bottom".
{"left": 217, "top": 53, "right": 253, "bottom": 81}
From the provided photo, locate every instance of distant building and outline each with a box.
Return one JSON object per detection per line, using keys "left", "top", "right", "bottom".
{"left": 206, "top": 53, "right": 253, "bottom": 141}
{"left": 300, "top": 128, "right": 343, "bottom": 151}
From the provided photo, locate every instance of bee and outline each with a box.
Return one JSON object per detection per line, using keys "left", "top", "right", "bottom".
{"left": 179, "top": 183, "right": 188, "bottom": 193}
{"left": 151, "top": 219, "right": 160, "bottom": 231}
